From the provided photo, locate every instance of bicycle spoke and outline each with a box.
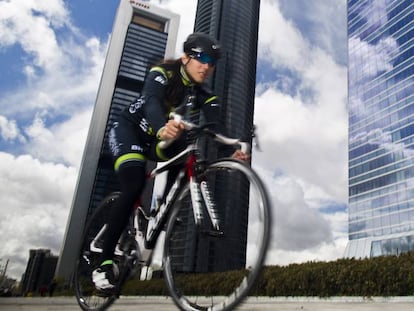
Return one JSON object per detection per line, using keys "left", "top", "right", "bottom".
{"left": 163, "top": 159, "right": 271, "bottom": 311}
{"left": 74, "top": 194, "right": 120, "bottom": 311}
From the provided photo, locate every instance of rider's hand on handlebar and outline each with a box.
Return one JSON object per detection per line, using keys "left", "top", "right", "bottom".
{"left": 159, "top": 119, "right": 185, "bottom": 141}
{"left": 232, "top": 149, "right": 250, "bottom": 162}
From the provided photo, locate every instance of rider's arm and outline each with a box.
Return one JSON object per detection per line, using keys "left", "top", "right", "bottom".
{"left": 141, "top": 67, "right": 171, "bottom": 138}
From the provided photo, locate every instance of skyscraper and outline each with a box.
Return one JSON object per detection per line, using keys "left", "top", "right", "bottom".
{"left": 56, "top": 0, "right": 179, "bottom": 281}
{"left": 345, "top": 0, "right": 414, "bottom": 258}
{"left": 21, "top": 249, "right": 58, "bottom": 296}
{"left": 191, "top": 0, "right": 260, "bottom": 271}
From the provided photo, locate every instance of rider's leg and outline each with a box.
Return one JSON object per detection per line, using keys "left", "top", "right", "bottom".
{"left": 102, "top": 163, "right": 146, "bottom": 260}
{"left": 93, "top": 163, "right": 146, "bottom": 291}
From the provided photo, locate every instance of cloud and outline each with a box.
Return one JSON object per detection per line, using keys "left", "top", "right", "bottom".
{"left": 255, "top": 3, "right": 348, "bottom": 202}
{"left": 0, "top": 0, "right": 69, "bottom": 70}
{"left": 251, "top": 0, "right": 348, "bottom": 263}
{"left": 0, "top": 0, "right": 107, "bottom": 119}
{"left": 0, "top": 0, "right": 105, "bottom": 279}
{"left": 0, "top": 115, "right": 26, "bottom": 143}
{"left": 278, "top": 0, "right": 347, "bottom": 65}
{"left": 23, "top": 108, "right": 92, "bottom": 166}
{"left": 0, "top": 152, "right": 77, "bottom": 279}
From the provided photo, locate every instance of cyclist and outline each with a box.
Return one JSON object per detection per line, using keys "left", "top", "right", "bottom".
{"left": 92, "top": 32, "right": 249, "bottom": 293}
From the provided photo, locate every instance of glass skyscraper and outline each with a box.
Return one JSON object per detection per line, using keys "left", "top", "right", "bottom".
{"left": 345, "top": 0, "right": 414, "bottom": 258}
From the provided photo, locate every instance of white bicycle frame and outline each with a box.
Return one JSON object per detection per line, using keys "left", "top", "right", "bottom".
{"left": 89, "top": 112, "right": 251, "bottom": 280}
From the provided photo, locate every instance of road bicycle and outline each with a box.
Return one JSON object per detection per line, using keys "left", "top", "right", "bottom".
{"left": 74, "top": 112, "right": 271, "bottom": 311}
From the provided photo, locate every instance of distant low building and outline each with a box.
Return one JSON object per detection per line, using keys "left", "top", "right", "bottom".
{"left": 21, "top": 249, "right": 57, "bottom": 296}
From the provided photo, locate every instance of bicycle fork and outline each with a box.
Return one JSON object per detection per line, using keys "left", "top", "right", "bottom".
{"left": 189, "top": 177, "right": 221, "bottom": 232}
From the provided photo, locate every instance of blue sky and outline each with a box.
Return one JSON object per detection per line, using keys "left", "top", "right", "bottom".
{"left": 0, "top": 0, "right": 347, "bottom": 280}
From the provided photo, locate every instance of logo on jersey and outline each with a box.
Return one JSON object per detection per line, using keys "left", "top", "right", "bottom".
{"left": 108, "top": 124, "right": 122, "bottom": 156}
{"left": 139, "top": 118, "right": 153, "bottom": 135}
{"left": 154, "top": 75, "right": 166, "bottom": 85}
{"left": 129, "top": 97, "right": 145, "bottom": 114}
{"left": 131, "top": 145, "right": 144, "bottom": 152}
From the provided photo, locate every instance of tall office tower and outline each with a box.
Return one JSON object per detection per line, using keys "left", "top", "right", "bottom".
{"left": 188, "top": 0, "right": 260, "bottom": 271}
{"left": 345, "top": 0, "right": 414, "bottom": 258}
{"left": 21, "top": 249, "right": 58, "bottom": 296}
{"left": 56, "top": 0, "right": 179, "bottom": 281}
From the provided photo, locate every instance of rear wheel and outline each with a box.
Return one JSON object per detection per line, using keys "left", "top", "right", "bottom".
{"left": 74, "top": 192, "right": 134, "bottom": 311}
{"left": 163, "top": 159, "right": 271, "bottom": 311}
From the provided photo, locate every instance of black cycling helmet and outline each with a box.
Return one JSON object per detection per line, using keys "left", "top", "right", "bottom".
{"left": 183, "top": 32, "right": 221, "bottom": 62}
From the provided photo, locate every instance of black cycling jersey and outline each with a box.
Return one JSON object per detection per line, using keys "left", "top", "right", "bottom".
{"left": 124, "top": 62, "right": 219, "bottom": 138}
{"left": 109, "top": 61, "right": 221, "bottom": 171}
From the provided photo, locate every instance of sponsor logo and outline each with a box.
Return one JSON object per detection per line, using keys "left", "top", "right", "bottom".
{"left": 129, "top": 97, "right": 145, "bottom": 114}
{"left": 139, "top": 118, "right": 153, "bottom": 135}
{"left": 108, "top": 126, "right": 121, "bottom": 156}
{"left": 131, "top": 145, "right": 144, "bottom": 152}
{"left": 154, "top": 75, "right": 166, "bottom": 85}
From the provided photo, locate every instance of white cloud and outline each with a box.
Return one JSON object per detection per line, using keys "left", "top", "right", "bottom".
{"left": 259, "top": 1, "right": 307, "bottom": 71}
{"left": 0, "top": 0, "right": 107, "bottom": 118}
{"left": 251, "top": 0, "right": 348, "bottom": 264}
{"left": 0, "top": 0, "right": 69, "bottom": 70}
{"left": 0, "top": 115, "right": 25, "bottom": 142}
{"left": 24, "top": 108, "right": 92, "bottom": 166}
{"left": 0, "top": 152, "right": 77, "bottom": 279}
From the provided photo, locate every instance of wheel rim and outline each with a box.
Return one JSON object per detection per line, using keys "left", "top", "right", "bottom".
{"left": 74, "top": 194, "right": 120, "bottom": 311}
{"left": 163, "top": 160, "right": 271, "bottom": 311}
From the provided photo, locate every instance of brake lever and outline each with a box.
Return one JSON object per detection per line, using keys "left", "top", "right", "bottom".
{"left": 252, "top": 125, "right": 262, "bottom": 152}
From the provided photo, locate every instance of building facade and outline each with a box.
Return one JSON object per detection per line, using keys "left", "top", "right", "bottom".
{"left": 21, "top": 249, "right": 57, "bottom": 296}
{"left": 56, "top": 0, "right": 179, "bottom": 281}
{"left": 190, "top": 0, "right": 261, "bottom": 271}
{"left": 345, "top": 0, "right": 414, "bottom": 258}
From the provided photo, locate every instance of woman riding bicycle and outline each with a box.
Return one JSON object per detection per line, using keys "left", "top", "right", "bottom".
{"left": 92, "top": 32, "right": 248, "bottom": 293}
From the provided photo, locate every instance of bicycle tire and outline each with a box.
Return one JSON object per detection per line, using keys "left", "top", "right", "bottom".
{"left": 163, "top": 159, "right": 271, "bottom": 311}
{"left": 74, "top": 192, "right": 130, "bottom": 311}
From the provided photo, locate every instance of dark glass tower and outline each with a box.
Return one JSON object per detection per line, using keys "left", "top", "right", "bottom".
{"left": 56, "top": 0, "right": 179, "bottom": 281}
{"left": 21, "top": 249, "right": 58, "bottom": 296}
{"left": 192, "top": 0, "right": 260, "bottom": 271}
{"left": 345, "top": 0, "right": 414, "bottom": 258}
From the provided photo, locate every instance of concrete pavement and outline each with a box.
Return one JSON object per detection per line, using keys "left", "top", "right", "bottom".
{"left": 1, "top": 296, "right": 414, "bottom": 310}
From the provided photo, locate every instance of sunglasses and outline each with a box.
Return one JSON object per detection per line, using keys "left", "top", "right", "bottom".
{"left": 191, "top": 52, "right": 217, "bottom": 66}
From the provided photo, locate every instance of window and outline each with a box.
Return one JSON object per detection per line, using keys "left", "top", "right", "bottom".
{"left": 132, "top": 13, "right": 165, "bottom": 32}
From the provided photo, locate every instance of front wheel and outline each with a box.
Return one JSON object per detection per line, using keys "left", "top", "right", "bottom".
{"left": 163, "top": 159, "right": 271, "bottom": 311}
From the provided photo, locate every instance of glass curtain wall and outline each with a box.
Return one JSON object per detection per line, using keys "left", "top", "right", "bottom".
{"left": 346, "top": 0, "right": 414, "bottom": 257}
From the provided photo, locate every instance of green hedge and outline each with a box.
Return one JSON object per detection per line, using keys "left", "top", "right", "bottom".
{"left": 72, "top": 252, "right": 414, "bottom": 297}
{"left": 56, "top": 253, "right": 414, "bottom": 297}
{"left": 254, "top": 252, "right": 414, "bottom": 297}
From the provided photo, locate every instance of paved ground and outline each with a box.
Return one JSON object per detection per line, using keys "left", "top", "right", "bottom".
{"left": 1, "top": 296, "right": 414, "bottom": 310}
